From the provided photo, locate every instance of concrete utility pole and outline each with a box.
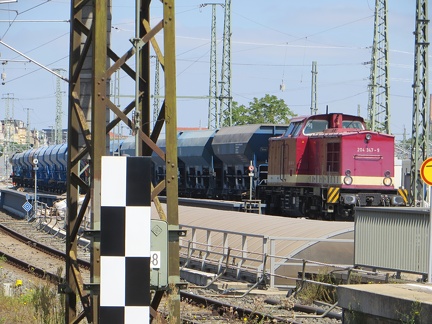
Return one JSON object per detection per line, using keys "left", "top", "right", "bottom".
{"left": 410, "top": 0, "right": 429, "bottom": 205}
{"left": 367, "top": 0, "right": 390, "bottom": 133}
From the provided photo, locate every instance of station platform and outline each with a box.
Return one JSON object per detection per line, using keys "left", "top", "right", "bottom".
{"left": 338, "top": 283, "right": 432, "bottom": 323}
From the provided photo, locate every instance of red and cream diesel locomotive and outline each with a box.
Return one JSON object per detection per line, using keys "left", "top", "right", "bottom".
{"left": 256, "top": 113, "right": 407, "bottom": 220}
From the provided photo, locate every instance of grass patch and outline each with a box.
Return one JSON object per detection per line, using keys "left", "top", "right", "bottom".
{"left": 0, "top": 293, "right": 35, "bottom": 323}
{"left": 295, "top": 269, "right": 338, "bottom": 304}
{"left": 0, "top": 266, "right": 66, "bottom": 324}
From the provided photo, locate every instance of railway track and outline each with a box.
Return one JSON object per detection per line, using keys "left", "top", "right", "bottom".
{"left": 0, "top": 210, "right": 90, "bottom": 282}
{"left": 0, "top": 207, "right": 344, "bottom": 323}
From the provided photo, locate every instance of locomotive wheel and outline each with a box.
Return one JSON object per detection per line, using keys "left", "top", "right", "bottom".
{"left": 300, "top": 198, "right": 313, "bottom": 219}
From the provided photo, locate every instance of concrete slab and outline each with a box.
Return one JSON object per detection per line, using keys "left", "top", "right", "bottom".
{"left": 180, "top": 268, "right": 216, "bottom": 287}
{"left": 338, "top": 283, "right": 432, "bottom": 323}
{"left": 180, "top": 268, "right": 288, "bottom": 296}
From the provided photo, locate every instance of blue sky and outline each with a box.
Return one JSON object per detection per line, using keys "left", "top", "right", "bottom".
{"left": 0, "top": 1, "right": 421, "bottom": 140}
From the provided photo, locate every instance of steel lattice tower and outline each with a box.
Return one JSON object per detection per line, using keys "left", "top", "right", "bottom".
{"left": 65, "top": 1, "right": 180, "bottom": 322}
{"left": 2, "top": 93, "right": 15, "bottom": 155}
{"left": 23, "top": 107, "right": 32, "bottom": 146}
{"left": 367, "top": 0, "right": 390, "bottom": 133}
{"left": 152, "top": 55, "right": 160, "bottom": 127}
{"left": 310, "top": 61, "right": 318, "bottom": 115}
{"left": 53, "top": 68, "right": 65, "bottom": 144}
{"left": 410, "top": 0, "right": 429, "bottom": 205}
{"left": 3, "top": 94, "right": 10, "bottom": 156}
{"left": 219, "top": 0, "right": 231, "bottom": 127}
{"left": 203, "top": 3, "right": 221, "bottom": 129}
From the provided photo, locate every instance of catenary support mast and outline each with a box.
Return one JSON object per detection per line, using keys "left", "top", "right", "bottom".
{"left": 367, "top": 0, "right": 390, "bottom": 133}
{"left": 54, "top": 68, "right": 65, "bottom": 144}
{"left": 201, "top": 3, "right": 223, "bottom": 130}
{"left": 219, "top": 0, "right": 232, "bottom": 127}
{"left": 65, "top": 0, "right": 180, "bottom": 322}
{"left": 410, "top": 0, "right": 430, "bottom": 205}
{"left": 310, "top": 61, "right": 317, "bottom": 115}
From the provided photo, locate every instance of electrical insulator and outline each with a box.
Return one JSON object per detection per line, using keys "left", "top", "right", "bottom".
{"left": 1, "top": 72, "right": 5, "bottom": 85}
{"left": 280, "top": 80, "right": 285, "bottom": 92}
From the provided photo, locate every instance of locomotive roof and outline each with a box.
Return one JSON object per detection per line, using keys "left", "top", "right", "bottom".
{"left": 289, "top": 113, "right": 365, "bottom": 123}
{"left": 281, "top": 112, "right": 394, "bottom": 138}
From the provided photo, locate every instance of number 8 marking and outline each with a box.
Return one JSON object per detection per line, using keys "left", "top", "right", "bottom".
{"left": 150, "top": 251, "right": 160, "bottom": 269}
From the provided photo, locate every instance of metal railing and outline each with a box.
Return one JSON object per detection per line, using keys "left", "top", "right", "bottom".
{"left": 242, "top": 199, "right": 263, "bottom": 214}
{"left": 179, "top": 224, "right": 354, "bottom": 289}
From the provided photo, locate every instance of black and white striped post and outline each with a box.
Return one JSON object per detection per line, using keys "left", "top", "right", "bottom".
{"left": 99, "top": 156, "right": 151, "bottom": 322}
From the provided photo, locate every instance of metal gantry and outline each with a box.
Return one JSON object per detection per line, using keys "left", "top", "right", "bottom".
{"left": 410, "top": 0, "right": 429, "bottom": 205}
{"left": 65, "top": 1, "right": 180, "bottom": 323}
{"left": 367, "top": 0, "right": 390, "bottom": 134}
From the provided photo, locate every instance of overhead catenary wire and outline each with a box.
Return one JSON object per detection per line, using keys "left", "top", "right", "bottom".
{"left": 0, "top": 0, "right": 54, "bottom": 39}
{"left": 0, "top": 40, "right": 68, "bottom": 82}
{"left": 0, "top": 1, "right": 419, "bottom": 141}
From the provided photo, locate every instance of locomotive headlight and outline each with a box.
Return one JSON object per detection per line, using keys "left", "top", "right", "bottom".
{"left": 383, "top": 170, "right": 392, "bottom": 186}
{"left": 345, "top": 169, "right": 351, "bottom": 176}
{"left": 344, "top": 175, "right": 353, "bottom": 185}
{"left": 365, "top": 133, "right": 372, "bottom": 142}
{"left": 383, "top": 177, "right": 392, "bottom": 186}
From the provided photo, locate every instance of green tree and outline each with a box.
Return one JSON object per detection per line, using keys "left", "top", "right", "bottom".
{"left": 222, "top": 94, "right": 296, "bottom": 126}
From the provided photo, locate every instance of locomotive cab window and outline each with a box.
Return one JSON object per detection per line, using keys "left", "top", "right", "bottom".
{"left": 326, "top": 143, "right": 340, "bottom": 172}
{"left": 342, "top": 120, "right": 364, "bottom": 130}
{"left": 304, "top": 120, "right": 328, "bottom": 135}
{"left": 284, "top": 122, "right": 302, "bottom": 137}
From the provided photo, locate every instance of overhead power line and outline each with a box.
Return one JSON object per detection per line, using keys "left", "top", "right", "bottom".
{"left": 0, "top": 40, "right": 69, "bottom": 82}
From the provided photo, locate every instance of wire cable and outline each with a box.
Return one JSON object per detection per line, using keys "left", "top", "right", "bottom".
{"left": 4, "top": 55, "right": 68, "bottom": 84}
{"left": 1, "top": 0, "right": 53, "bottom": 40}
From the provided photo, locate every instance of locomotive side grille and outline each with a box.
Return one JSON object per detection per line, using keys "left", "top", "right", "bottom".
{"left": 283, "top": 193, "right": 290, "bottom": 209}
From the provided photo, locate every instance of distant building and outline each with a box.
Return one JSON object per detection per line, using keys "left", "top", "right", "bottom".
{"left": 42, "top": 128, "right": 68, "bottom": 145}
{"left": 0, "top": 119, "right": 68, "bottom": 152}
